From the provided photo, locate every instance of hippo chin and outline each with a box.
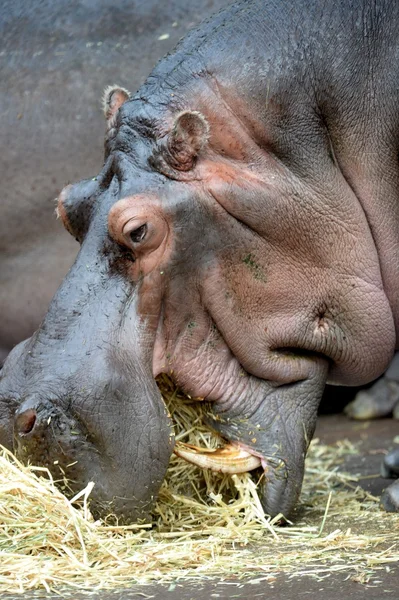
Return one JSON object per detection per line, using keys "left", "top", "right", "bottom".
{"left": 1, "top": 0, "right": 399, "bottom": 523}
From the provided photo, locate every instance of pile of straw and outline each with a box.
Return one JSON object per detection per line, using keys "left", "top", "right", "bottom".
{"left": 0, "top": 375, "right": 398, "bottom": 593}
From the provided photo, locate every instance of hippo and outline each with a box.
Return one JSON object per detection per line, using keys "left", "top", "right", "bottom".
{"left": 0, "top": 0, "right": 399, "bottom": 523}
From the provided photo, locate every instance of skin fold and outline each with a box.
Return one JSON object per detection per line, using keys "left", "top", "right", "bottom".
{"left": 0, "top": 0, "right": 398, "bottom": 522}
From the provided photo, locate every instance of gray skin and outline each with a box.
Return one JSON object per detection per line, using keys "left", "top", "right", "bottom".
{"left": 0, "top": 0, "right": 229, "bottom": 364}
{"left": 1, "top": 0, "right": 399, "bottom": 523}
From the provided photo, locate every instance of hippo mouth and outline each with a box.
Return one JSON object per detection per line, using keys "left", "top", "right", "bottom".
{"left": 174, "top": 438, "right": 289, "bottom": 519}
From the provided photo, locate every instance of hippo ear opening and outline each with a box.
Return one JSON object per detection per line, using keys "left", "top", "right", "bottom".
{"left": 166, "top": 110, "right": 210, "bottom": 171}
{"left": 103, "top": 85, "right": 130, "bottom": 127}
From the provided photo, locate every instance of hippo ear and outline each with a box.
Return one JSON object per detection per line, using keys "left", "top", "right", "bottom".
{"left": 166, "top": 110, "right": 209, "bottom": 171}
{"left": 103, "top": 85, "right": 130, "bottom": 126}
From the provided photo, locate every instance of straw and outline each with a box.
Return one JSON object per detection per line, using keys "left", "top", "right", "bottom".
{"left": 0, "top": 374, "right": 397, "bottom": 593}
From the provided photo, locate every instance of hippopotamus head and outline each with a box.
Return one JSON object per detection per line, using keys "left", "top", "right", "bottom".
{"left": 0, "top": 79, "right": 395, "bottom": 523}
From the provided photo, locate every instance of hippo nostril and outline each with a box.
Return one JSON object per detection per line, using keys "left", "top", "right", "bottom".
{"left": 15, "top": 408, "right": 37, "bottom": 436}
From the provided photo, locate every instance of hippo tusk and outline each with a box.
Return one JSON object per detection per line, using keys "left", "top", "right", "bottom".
{"left": 174, "top": 442, "right": 261, "bottom": 474}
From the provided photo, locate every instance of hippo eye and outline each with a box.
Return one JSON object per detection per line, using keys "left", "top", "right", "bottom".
{"left": 129, "top": 224, "right": 147, "bottom": 244}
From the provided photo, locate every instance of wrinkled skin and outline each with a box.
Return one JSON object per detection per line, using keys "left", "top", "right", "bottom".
{"left": 1, "top": 0, "right": 399, "bottom": 522}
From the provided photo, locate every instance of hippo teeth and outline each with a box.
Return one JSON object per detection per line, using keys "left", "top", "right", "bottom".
{"left": 174, "top": 442, "right": 261, "bottom": 474}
